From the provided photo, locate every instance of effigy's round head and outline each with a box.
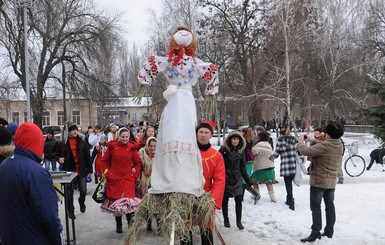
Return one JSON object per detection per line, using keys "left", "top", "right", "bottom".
{"left": 169, "top": 27, "right": 197, "bottom": 55}
{"left": 173, "top": 29, "right": 193, "bottom": 46}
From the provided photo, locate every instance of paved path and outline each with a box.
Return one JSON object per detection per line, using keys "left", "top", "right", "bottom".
{"left": 57, "top": 182, "right": 256, "bottom": 245}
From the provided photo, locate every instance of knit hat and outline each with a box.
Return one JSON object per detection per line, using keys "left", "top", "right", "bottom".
{"left": 14, "top": 122, "right": 44, "bottom": 157}
{"left": 196, "top": 120, "right": 216, "bottom": 135}
{"left": 7, "top": 122, "right": 19, "bottom": 136}
{"left": 100, "top": 134, "right": 108, "bottom": 142}
{"left": 324, "top": 122, "right": 344, "bottom": 139}
{"left": 47, "top": 130, "right": 54, "bottom": 136}
{"left": 67, "top": 121, "right": 78, "bottom": 131}
{"left": 0, "top": 126, "right": 12, "bottom": 146}
{"left": 0, "top": 117, "right": 8, "bottom": 126}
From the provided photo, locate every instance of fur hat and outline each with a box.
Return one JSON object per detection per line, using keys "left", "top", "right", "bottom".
{"left": 7, "top": 122, "right": 19, "bottom": 136}
{"left": 324, "top": 122, "right": 344, "bottom": 139}
{"left": 67, "top": 121, "right": 78, "bottom": 131}
{"left": 196, "top": 120, "right": 216, "bottom": 135}
{"left": 0, "top": 126, "right": 12, "bottom": 146}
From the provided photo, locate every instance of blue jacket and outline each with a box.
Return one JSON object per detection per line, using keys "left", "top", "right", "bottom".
{"left": 0, "top": 147, "right": 63, "bottom": 245}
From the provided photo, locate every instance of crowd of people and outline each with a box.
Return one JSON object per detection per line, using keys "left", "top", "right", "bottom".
{"left": 0, "top": 114, "right": 348, "bottom": 244}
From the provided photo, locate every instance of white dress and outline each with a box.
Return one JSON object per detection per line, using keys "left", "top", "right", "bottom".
{"left": 138, "top": 54, "right": 219, "bottom": 197}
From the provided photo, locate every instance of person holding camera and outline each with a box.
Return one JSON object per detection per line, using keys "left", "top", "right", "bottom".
{"left": 297, "top": 122, "right": 344, "bottom": 242}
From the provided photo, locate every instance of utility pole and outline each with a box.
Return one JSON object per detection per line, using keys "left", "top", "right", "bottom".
{"left": 17, "top": 0, "right": 33, "bottom": 122}
{"left": 62, "top": 62, "right": 67, "bottom": 122}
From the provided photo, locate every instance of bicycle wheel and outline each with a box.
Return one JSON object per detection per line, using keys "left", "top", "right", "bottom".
{"left": 344, "top": 155, "right": 366, "bottom": 177}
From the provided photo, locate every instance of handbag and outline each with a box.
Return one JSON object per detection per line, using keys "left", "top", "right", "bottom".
{"left": 92, "top": 169, "right": 108, "bottom": 203}
{"left": 293, "top": 154, "right": 306, "bottom": 187}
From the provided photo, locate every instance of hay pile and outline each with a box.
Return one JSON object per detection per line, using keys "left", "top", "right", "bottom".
{"left": 125, "top": 192, "right": 215, "bottom": 244}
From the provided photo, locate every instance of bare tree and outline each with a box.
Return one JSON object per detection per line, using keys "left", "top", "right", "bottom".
{"left": 0, "top": 0, "right": 121, "bottom": 127}
{"left": 197, "top": 0, "right": 269, "bottom": 127}
{"left": 309, "top": 0, "right": 370, "bottom": 121}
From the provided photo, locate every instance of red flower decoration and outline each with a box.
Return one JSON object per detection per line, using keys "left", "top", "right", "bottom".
{"left": 210, "top": 64, "right": 218, "bottom": 72}
{"left": 148, "top": 55, "right": 155, "bottom": 62}
{"left": 150, "top": 65, "right": 158, "bottom": 73}
{"left": 204, "top": 71, "right": 213, "bottom": 81}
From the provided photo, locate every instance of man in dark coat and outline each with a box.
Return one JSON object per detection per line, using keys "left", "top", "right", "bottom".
{"left": 57, "top": 121, "right": 92, "bottom": 219}
{"left": 0, "top": 126, "right": 14, "bottom": 164}
{"left": 366, "top": 148, "right": 385, "bottom": 170}
{"left": 0, "top": 122, "right": 63, "bottom": 245}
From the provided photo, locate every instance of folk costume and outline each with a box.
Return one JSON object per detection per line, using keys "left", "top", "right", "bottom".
{"left": 126, "top": 27, "right": 219, "bottom": 244}
{"left": 101, "top": 128, "right": 142, "bottom": 233}
{"left": 138, "top": 137, "right": 157, "bottom": 196}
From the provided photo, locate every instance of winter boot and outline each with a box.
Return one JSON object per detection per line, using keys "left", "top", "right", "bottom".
{"left": 235, "top": 204, "right": 244, "bottom": 230}
{"left": 222, "top": 204, "right": 230, "bottom": 228}
{"left": 268, "top": 191, "right": 276, "bottom": 203}
{"left": 288, "top": 198, "right": 295, "bottom": 211}
{"left": 126, "top": 213, "right": 132, "bottom": 226}
{"left": 201, "top": 228, "right": 214, "bottom": 245}
{"left": 68, "top": 205, "right": 76, "bottom": 219}
{"left": 253, "top": 188, "right": 261, "bottom": 205}
{"left": 285, "top": 196, "right": 289, "bottom": 206}
{"left": 115, "top": 216, "right": 123, "bottom": 234}
{"left": 146, "top": 216, "right": 152, "bottom": 231}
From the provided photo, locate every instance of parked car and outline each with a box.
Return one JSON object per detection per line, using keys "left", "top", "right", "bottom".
{"left": 237, "top": 125, "right": 249, "bottom": 132}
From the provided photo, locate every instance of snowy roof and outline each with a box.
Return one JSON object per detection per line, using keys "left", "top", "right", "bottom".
{"left": 100, "top": 97, "right": 152, "bottom": 108}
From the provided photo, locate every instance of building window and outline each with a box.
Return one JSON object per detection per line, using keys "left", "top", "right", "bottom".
{"left": 12, "top": 112, "right": 19, "bottom": 124}
{"left": 41, "top": 111, "right": 50, "bottom": 126}
{"left": 57, "top": 111, "right": 64, "bottom": 126}
{"left": 72, "top": 110, "right": 81, "bottom": 125}
{"left": 24, "top": 112, "right": 28, "bottom": 123}
{"left": 131, "top": 112, "right": 137, "bottom": 122}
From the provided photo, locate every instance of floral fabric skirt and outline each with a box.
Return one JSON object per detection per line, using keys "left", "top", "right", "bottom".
{"left": 101, "top": 197, "right": 141, "bottom": 216}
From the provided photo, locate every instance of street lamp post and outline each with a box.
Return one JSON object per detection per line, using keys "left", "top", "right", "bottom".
{"left": 62, "top": 62, "right": 67, "bottom": 122}
{"left": 17, "top": 0, "right": 33, "bottom": 122}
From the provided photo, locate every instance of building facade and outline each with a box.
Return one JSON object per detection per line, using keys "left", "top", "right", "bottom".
{"left": 0, "top": 96, "right": 152, "bottom": 130}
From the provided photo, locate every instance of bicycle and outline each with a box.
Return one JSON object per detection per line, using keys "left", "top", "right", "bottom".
{"left": 344, "top": 143, "right": 366, "bottom": 177}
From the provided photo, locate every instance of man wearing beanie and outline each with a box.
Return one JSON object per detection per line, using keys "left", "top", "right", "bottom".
{"left": 0, "top": 122, "right": 63, "bottom": 245}
{"left": 181, "top": 120, "right": 225, "bottom": 245}
{"left": 0, "top": 118, "right": 8, "bottom": 127}
{"left": 7, "top": 122, "right": 18, "bottom": 137}
{"left": 57, "top": 121, "right": 92, "bottom": 219}
{"left": 297, "top": 121, "right": 344, "bottom": 242}
{"left": 0, "top": 126, "right": 14, "bottom": 164}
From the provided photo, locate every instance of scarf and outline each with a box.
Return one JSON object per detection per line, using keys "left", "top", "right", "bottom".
{"left": 198, "top": 142, "right": 211, "bottom": 152}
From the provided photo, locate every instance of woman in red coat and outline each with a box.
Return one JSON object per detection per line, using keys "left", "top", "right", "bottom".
{"left": 101, "top": 127, "right": 142, "bottom": 234}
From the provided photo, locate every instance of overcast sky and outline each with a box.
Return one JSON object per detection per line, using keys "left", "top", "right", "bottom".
{"left": 95, "top": 0, "right": 162, "bottom": 47}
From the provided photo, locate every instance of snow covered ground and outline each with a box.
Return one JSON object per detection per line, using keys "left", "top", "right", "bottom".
{"left": 59, "top": 131, "right": 385, "bottom": 244}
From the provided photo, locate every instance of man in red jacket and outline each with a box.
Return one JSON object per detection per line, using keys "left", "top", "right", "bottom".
{"left": 181, "top": 120, "right": 225, "bottom": 245}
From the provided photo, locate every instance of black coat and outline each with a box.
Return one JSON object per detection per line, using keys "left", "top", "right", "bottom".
{"left": 219, "top": 131, "right": 252, "bottom": 198}
{"left": 56, "top": 133, "right": 92, "bottom": 177}
{"left": 44, "top": 138, "right": 57, "bottom": 161}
